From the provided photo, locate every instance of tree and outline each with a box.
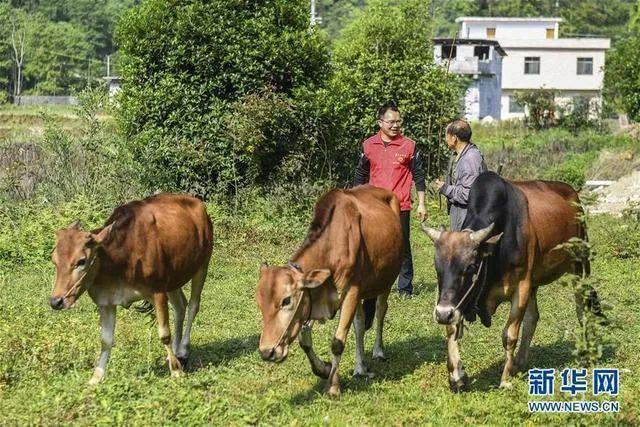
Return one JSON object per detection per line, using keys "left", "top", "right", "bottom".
{"left": 9, "top": 8, "right": 29, "bottom": 97}
{"left": 23, "top": 17, "right": 94, "bottom": 95}
{"left": 117, "top": 0, "right": 331, "bottom": 195}
{"left": 604, "top": 2, "right": 640, "bottom": 122}
{"left": 328, "top": 0, "right": 465, "bottom": 178}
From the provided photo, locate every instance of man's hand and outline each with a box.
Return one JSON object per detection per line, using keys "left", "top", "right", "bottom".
{"left": 416, "top": 203, "right": 427, "bottom": 222}
{"left": 432, "top": 179, "right": 444, "bottom": 192}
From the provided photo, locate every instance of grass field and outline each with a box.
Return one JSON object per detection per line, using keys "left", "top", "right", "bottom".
{"left": 0, "top": 201, "right": 638, "bottom": 425}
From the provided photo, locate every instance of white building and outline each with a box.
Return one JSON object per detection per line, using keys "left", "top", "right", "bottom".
{"left": 433, "top": 38, "right": 506, "bottom": 121}
{"left": 456, "top": 17, "right": 610, "bottom": 120}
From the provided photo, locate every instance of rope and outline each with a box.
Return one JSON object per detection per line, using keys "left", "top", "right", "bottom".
{"left": 61, "top": 255, "right": 98, "bottom": 299}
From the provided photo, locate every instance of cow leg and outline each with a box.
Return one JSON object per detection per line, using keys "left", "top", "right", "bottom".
{"left": 154, "top": 292, "right": 184, "bottom": 378}
{"left": 326, "top": 287, "right": 359, "bottom": 397}
{"left": 298, "top": 321, "right": 331, "bottom": 379}
{"left": 352, "top": 301, "right": 370, "bottom": 377}
{"left": 88, "top": 305, "right": 116, "bottom": 385}
{"left": 168, "top": 289, "right": 187, "bottom": 355}
{"left": 446, "top": 322, "right": 467, "bottom": 392}
{"left": 372, "top": 291, "right": 389, "bottom": 360}
{"left": 178, "top": 265, "right": 207, "bottom": 364}
{"left": 500, "top": 285, "right": 530, "bottom": 388}
{"left": 515, "top": 289, "right": 539, "bottom": 370}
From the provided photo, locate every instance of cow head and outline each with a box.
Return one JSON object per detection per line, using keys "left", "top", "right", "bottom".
{"left": 50, "top": 220, "right": 113, "bottom": 310}
{"left": 422, "top": 223, "right": 502, "bottom": 325}
{"left": 256, "top": 263, "right": 333, "bottom": 363}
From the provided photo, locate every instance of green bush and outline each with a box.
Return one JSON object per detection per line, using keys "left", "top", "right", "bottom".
{"left": 542, "top": 152, "right": 596, "bottom": 190}
{"left": 117, "top": 0, "right": 331, "bottom": 196}
{"left": 514, "top": 88, "right": 556, "bottom": 130}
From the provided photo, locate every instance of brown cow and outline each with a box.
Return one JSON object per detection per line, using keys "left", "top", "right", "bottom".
{"left": 422, "top": 171, "right": 601, "bottom": 390}
{"left": 50, "top": 194, "right": 213, "bottom": 384}
{"left": 256, "top": 185, "right": 403, "bottom": 397}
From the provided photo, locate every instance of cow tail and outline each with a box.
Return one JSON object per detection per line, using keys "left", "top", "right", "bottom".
{"left": 363, "top": 298, "right": 376, "bottom": 331}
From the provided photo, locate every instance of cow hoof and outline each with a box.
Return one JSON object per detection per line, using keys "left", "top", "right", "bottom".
{"left": 326, "top": 385, "right": 341, "bottom": 398}
{"left": 353, "top": 368, "right": 374, "bottom": 379}
{"left": 499, "top": 380, "right": 512, "bottom": 389}
{"left": 372, "top": 349, "right": 386, "bottom": 361}
{"left": 449, "top": 373, "right": 468, "bottom": 393}
{"left": 88, "top": 368, "right": 104, "bottom": 385}
{"left": 171, "top": 369, "right": 185, "bottom": 378}
{"left": 177, "top": 356, "right": 189, "bottom": 369}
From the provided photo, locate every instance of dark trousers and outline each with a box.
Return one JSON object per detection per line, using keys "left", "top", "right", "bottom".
{"left": 398, "top": 210, "right": 413, "bottom": 294}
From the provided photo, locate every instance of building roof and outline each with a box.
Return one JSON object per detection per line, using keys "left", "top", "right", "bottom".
{"left": 499, "top": 38, "right": 610, "bottom": 49}
{"left": 455, "top": 16, "right": 563, "bottom": 24}
{"left": 433, "top": 38, "right": 507, "bottom": 56}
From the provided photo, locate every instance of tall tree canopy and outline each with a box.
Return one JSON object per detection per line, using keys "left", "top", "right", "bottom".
{"left": 604, "top": 3, "right": 640, "bottom": 121}
{"left": 117, "top": 0, "right": 332, "bottom": 194}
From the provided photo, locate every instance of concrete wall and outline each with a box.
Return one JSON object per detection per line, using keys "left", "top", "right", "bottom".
{"left": 479, "top": 51, "right": 502, "bottom": 120}
{"left": 13, "top": 96, "right": 78, "bottom": 106}
{"left": 501, "top": 47, "right": 606, "bottom": 91}
{"left": 461, "top": 20, "right": 558, "bottom": 40}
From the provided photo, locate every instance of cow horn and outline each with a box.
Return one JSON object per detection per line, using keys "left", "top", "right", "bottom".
{"left": 421, "top": 223, "right": 442, "bottom": 242}
{"left": 469, "top": 223, "right": 495, "bottom": 243}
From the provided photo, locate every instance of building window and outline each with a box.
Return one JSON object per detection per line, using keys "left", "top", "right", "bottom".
{"left": 486, "top": 28, "right": 496, "bottom": 38}
{"left": 577, "top": 57, "right": 593, "bottom": 75}
{"left": 524, "top": 57, "right": 540, "bottom": 75}
{"left": 546, "top": 28, "right": 555, "bottom": 39}
{"left": 441, "top": 45, "right": 457, "bottom": 60}
{"left": 509, "top": 96, "right": 524, "bottom": 113}
{"left": 474, "top": 46, "right": 490, "bottom": 60}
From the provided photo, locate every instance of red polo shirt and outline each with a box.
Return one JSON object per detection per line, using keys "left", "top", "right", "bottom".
{"left": 362, "top": 132, "right": 418, "bottom": 211}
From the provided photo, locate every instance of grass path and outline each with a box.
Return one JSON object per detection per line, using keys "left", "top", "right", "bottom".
{"left": 0, "top": 214, "right": 638, "bottom": 425}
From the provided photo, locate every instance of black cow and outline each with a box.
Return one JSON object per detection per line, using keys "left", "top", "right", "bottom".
{"left": 422, "top": 171, "right": 600, "bottom": 390}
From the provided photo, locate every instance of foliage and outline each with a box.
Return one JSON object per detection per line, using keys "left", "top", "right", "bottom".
{"left": 604, "top": 3, "right": 640, "bottom": 121}
{"left": 320, "top": 0, "right": 637, "bottom": 42}
{"left": 477, "top": 126, "right": 635, "bottom": 183}
{"left": 557, "top": 96, "right": 605, "bottom": 135}
{"left": 329, "top": 0, "right": 465, "bottom": 179}
{"left": 542, "top": 152, "right": 596, "bottom": 190}
{"left": 23, "top": 16, "right": 94, "bottom": 95}
{"left": 514, "top": 88, "right": 556, "bottom": 130}
{"left": 556, "top": 238, "right": 612, "bottom": 367}
{"left": 117, "top": 0, "right": 331, "bottom": 196}
{"left": 0, "top": 0, "right": 136, "bottom": 98}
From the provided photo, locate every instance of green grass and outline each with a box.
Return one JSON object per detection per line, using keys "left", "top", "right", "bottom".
{"left": 0, "top": 204, "right": 638, "bottom": 425}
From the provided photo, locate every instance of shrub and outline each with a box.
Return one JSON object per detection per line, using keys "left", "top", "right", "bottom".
{"left": 514, "top": 88, "right": 556, "bottom": 130}
{"left": 116, "top": 0, "right": 331, "bottom": 196}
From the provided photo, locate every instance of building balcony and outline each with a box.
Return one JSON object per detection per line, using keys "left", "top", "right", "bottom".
{"left": 437, "top": 57, "right": 493, "bottom": 76}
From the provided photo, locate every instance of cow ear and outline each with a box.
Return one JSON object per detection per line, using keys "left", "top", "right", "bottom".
{"left": 89, "top": 223, "right": 114, "bottom": 247}
{"left": 480, "top": 232, "right": 503, "bottom": 256}
{"left": 259, "top": 262, "right": 269, "bottom": 276}
{"left": 301, "top": 269, "right": 331, "bottom": 289}
{"left": 67, "top": 220, "right": 82, "bottom": 230}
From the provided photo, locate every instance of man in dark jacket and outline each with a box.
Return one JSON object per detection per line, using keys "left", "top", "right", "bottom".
{"left": 433, "top": 120, "right": 487, "bottom": 231}
{"left": 354, "top": 100, "right": 426, "bottom": 298}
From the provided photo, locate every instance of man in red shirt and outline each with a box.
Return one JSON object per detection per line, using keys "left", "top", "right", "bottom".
{"left": 354, "top": 100, "right": 427, "bottom": 299}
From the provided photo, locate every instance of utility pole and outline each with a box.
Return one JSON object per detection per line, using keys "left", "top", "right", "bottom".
{"left": 310, "top": 0, "right": 317, "bottom": 27}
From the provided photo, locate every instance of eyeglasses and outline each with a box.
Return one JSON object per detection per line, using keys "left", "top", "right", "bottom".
{"left": 380, "top": 119, "right": 403, "bottom": 126}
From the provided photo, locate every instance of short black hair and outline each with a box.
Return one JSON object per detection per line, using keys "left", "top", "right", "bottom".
{"left": 446, "top": 119, "right": 472, "bottom": 142}
{"left": 377, "top": 100, "right": 399, "bottom": 119}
